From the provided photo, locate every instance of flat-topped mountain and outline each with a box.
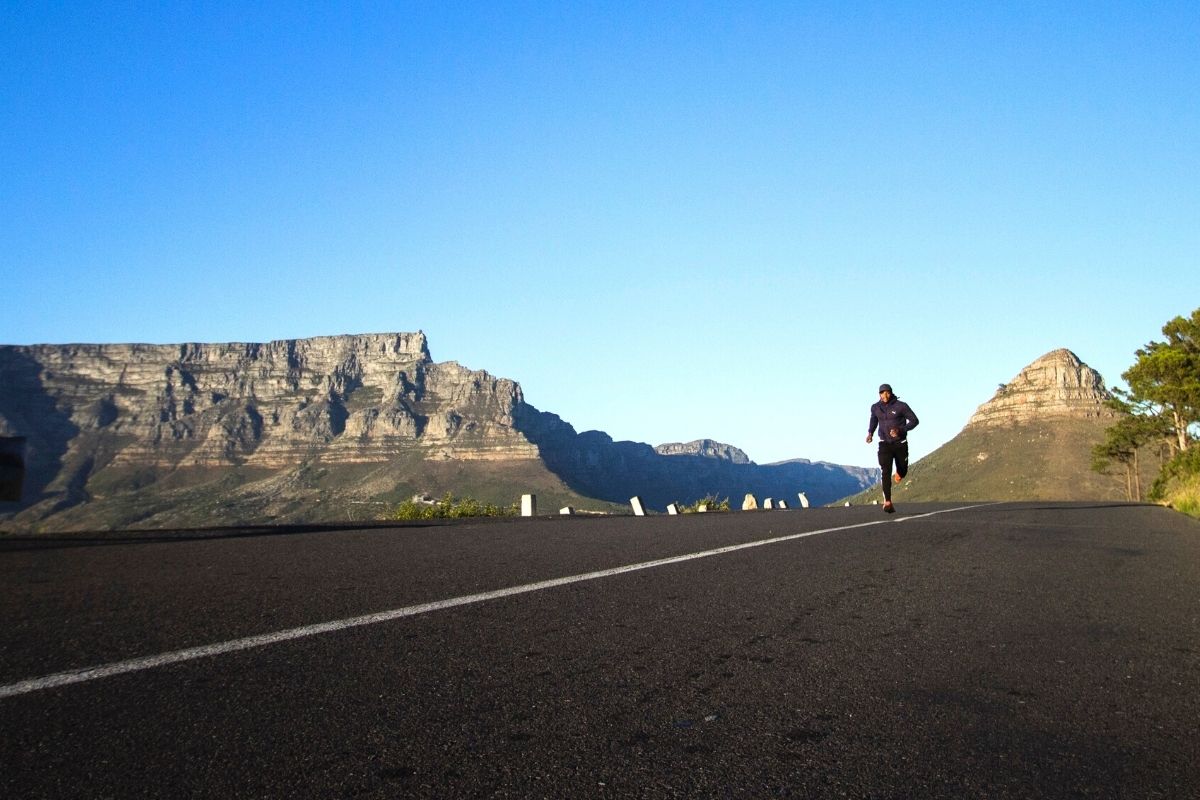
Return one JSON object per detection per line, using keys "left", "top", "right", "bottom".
{"left": 846, "top": 349, "right": 1151, "bottom": 504}
{"left": 0, "top": 333, "right": 537, "bottom": 468}
{"left": 0, "top": 333, "right": 875, "bottom": 531}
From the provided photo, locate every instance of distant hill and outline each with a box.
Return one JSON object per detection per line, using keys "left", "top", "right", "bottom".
{"left": 0, "top": 333, "right": 874, "bottom": 531}
{"left": 842, "top": 349, "right": 1164, "bottom": 505}
{"left": 655, "top": 439, "right": 752, "bottom": 464}
{"left": 513, "top": 415, "right": 877, "bottom": 511}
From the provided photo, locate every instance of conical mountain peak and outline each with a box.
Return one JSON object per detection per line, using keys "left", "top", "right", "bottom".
{"left": 839, "top": 347, "right": 1139, "bottom": 503}
{"left": 967, "top": 349, "right": 1117, "bottom": 428}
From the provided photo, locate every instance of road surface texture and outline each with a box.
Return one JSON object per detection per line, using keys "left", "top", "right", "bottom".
{"left": 1, "top": 502, "right": 1198, "bottom": 798}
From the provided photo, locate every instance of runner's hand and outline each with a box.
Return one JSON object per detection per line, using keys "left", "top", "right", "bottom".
{"left": 865, "top": 434, "right": 873, "bottom": 444}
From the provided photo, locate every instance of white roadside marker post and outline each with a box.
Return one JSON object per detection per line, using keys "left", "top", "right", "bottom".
{"left": 798, "top": 492, "right": 810, "bottom": 509}
{"left": 630, "top": 496, "right": 646, "bottom": 516}
{"left": 666, "top": 503, "right": 679, "bottom": 515}
{"left": 521, "top": 494, "right": 537, "bottom": 517}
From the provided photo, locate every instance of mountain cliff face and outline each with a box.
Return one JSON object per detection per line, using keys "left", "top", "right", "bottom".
{"left": 654, "top": 439, "right": 752, "bottom": 464}
{"left": 966, "top": 349, "right": 1118, "bottom": 428}
{"left": 847, "top": 349, "right": 1145, "bottom": 503}
{"left": 0, "top": 333, "right": 874, "bottom": 531}
{"left": 0, "top": 333, "right": 536, "bottom": 470}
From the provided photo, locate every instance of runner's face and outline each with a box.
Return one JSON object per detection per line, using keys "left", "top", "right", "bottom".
{"left": 879, "top": 390, "right": 892, "bottom": 402}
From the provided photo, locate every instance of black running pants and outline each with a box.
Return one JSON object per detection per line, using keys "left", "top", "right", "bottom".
{"left": 877, "top": 440, "right": 909, "bottom": 501}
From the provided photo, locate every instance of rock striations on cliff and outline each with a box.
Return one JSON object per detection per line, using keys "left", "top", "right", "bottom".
{"left": 0, "top": 333, "right": 537, "bottom": 469}
{"left": 654, "top": 439, "right": 752, "bottom": 464}
{"left": 966, "top": 348, "right": 1119, "bottom": 429}
{"left": 0, "top": 332, "right": 875, "bottom": 531}
{"left": 847, "top": 348, "right": 1144, "bottom": 504}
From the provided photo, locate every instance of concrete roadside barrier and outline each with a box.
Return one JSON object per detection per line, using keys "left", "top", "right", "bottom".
{"left": 521, "top": 494, "right": 537, "bottom": 517}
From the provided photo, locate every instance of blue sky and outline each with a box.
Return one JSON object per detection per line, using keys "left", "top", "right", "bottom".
{"left": 2, "top": 2, "right": 1197, "bottom": 468}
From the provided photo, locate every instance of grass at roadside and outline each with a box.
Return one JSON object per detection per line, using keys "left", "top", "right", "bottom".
{"left": 1161, "top": 474, "right": 1200, "bottom": 519}
{"left": 392, "top": 492, "right": 519, "bottom": 521}
{"left": 680, "top": 495, "right": 731, "bottom": 512}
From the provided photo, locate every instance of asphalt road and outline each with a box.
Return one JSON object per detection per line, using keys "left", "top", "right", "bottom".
{"left": 1, "top": 502, "right": 1198, "bottom": 798}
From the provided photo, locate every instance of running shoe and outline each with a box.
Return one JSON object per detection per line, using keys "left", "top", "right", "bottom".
{"left": 883, "top": 501, "right": 896, "bottom": 514}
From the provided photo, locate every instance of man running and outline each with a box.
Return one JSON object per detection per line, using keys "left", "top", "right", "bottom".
{"left": 866, "top": 383, "right": 919, "bottom": 514}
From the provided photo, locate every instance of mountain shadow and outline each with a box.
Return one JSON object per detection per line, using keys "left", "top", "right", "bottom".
{"left": 0, "top": 348, "right": 82, "bottom": 511}
{"left": 513, "top": 402, "right": 876, "bottom": 509}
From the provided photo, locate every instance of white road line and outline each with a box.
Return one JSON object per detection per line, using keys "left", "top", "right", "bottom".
{"left": 0, "top": 503, "right": 995, "bottom": 700}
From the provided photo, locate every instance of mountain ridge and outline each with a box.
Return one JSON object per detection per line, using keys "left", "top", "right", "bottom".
{"left": 0, "top": 332, "right": 875, "bottom": 531}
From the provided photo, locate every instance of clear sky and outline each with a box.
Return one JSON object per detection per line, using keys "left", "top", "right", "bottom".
{"left": 2, "top": 2, "right": 1197, "bottom": 469}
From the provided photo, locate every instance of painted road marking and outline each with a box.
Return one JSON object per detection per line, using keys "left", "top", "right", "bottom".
{"left": 0, "top": 503, "right": 995, "bottom": 700}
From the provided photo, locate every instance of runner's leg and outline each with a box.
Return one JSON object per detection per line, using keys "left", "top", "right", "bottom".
{"left": 877, "top": 443, "right": 895, "bottom": 501}
{"left": 896, "top": 441, "right": 910, "bottom": 480}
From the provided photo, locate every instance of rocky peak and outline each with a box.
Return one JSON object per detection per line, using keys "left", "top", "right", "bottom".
{"left": 654, "top": 439, "right": 753, "bottom": 464}
{"left": 966, "top": 348, "right": 1118, "bottom": 428}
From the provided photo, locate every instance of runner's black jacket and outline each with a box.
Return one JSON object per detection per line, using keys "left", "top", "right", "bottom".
{"left": 868, "top": 397, "right": 919, "bottom": 444}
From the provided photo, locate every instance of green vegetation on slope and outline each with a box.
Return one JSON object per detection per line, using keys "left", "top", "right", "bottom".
{"left": 1, "top": 451, "right": 622, "bottom": 533}
{"left": 391, "top": 492, "right": 518, "bottom": 520}
{"left": 1152, "top": 447, "right": 1200, "bottom": 519}
{"left": 840, "top": 417, "right": 1153, "bottom": 506}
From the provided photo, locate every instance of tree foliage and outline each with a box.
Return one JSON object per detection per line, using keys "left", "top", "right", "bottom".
{"left": 1121, "top": 307, "right": 1200, "bottom": 453}
{"left": 1091, "top": 399, "right": 1171, "bottom": 501}
{"left": 1097, "top": 307, "right": 1200, "bottom": 504}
